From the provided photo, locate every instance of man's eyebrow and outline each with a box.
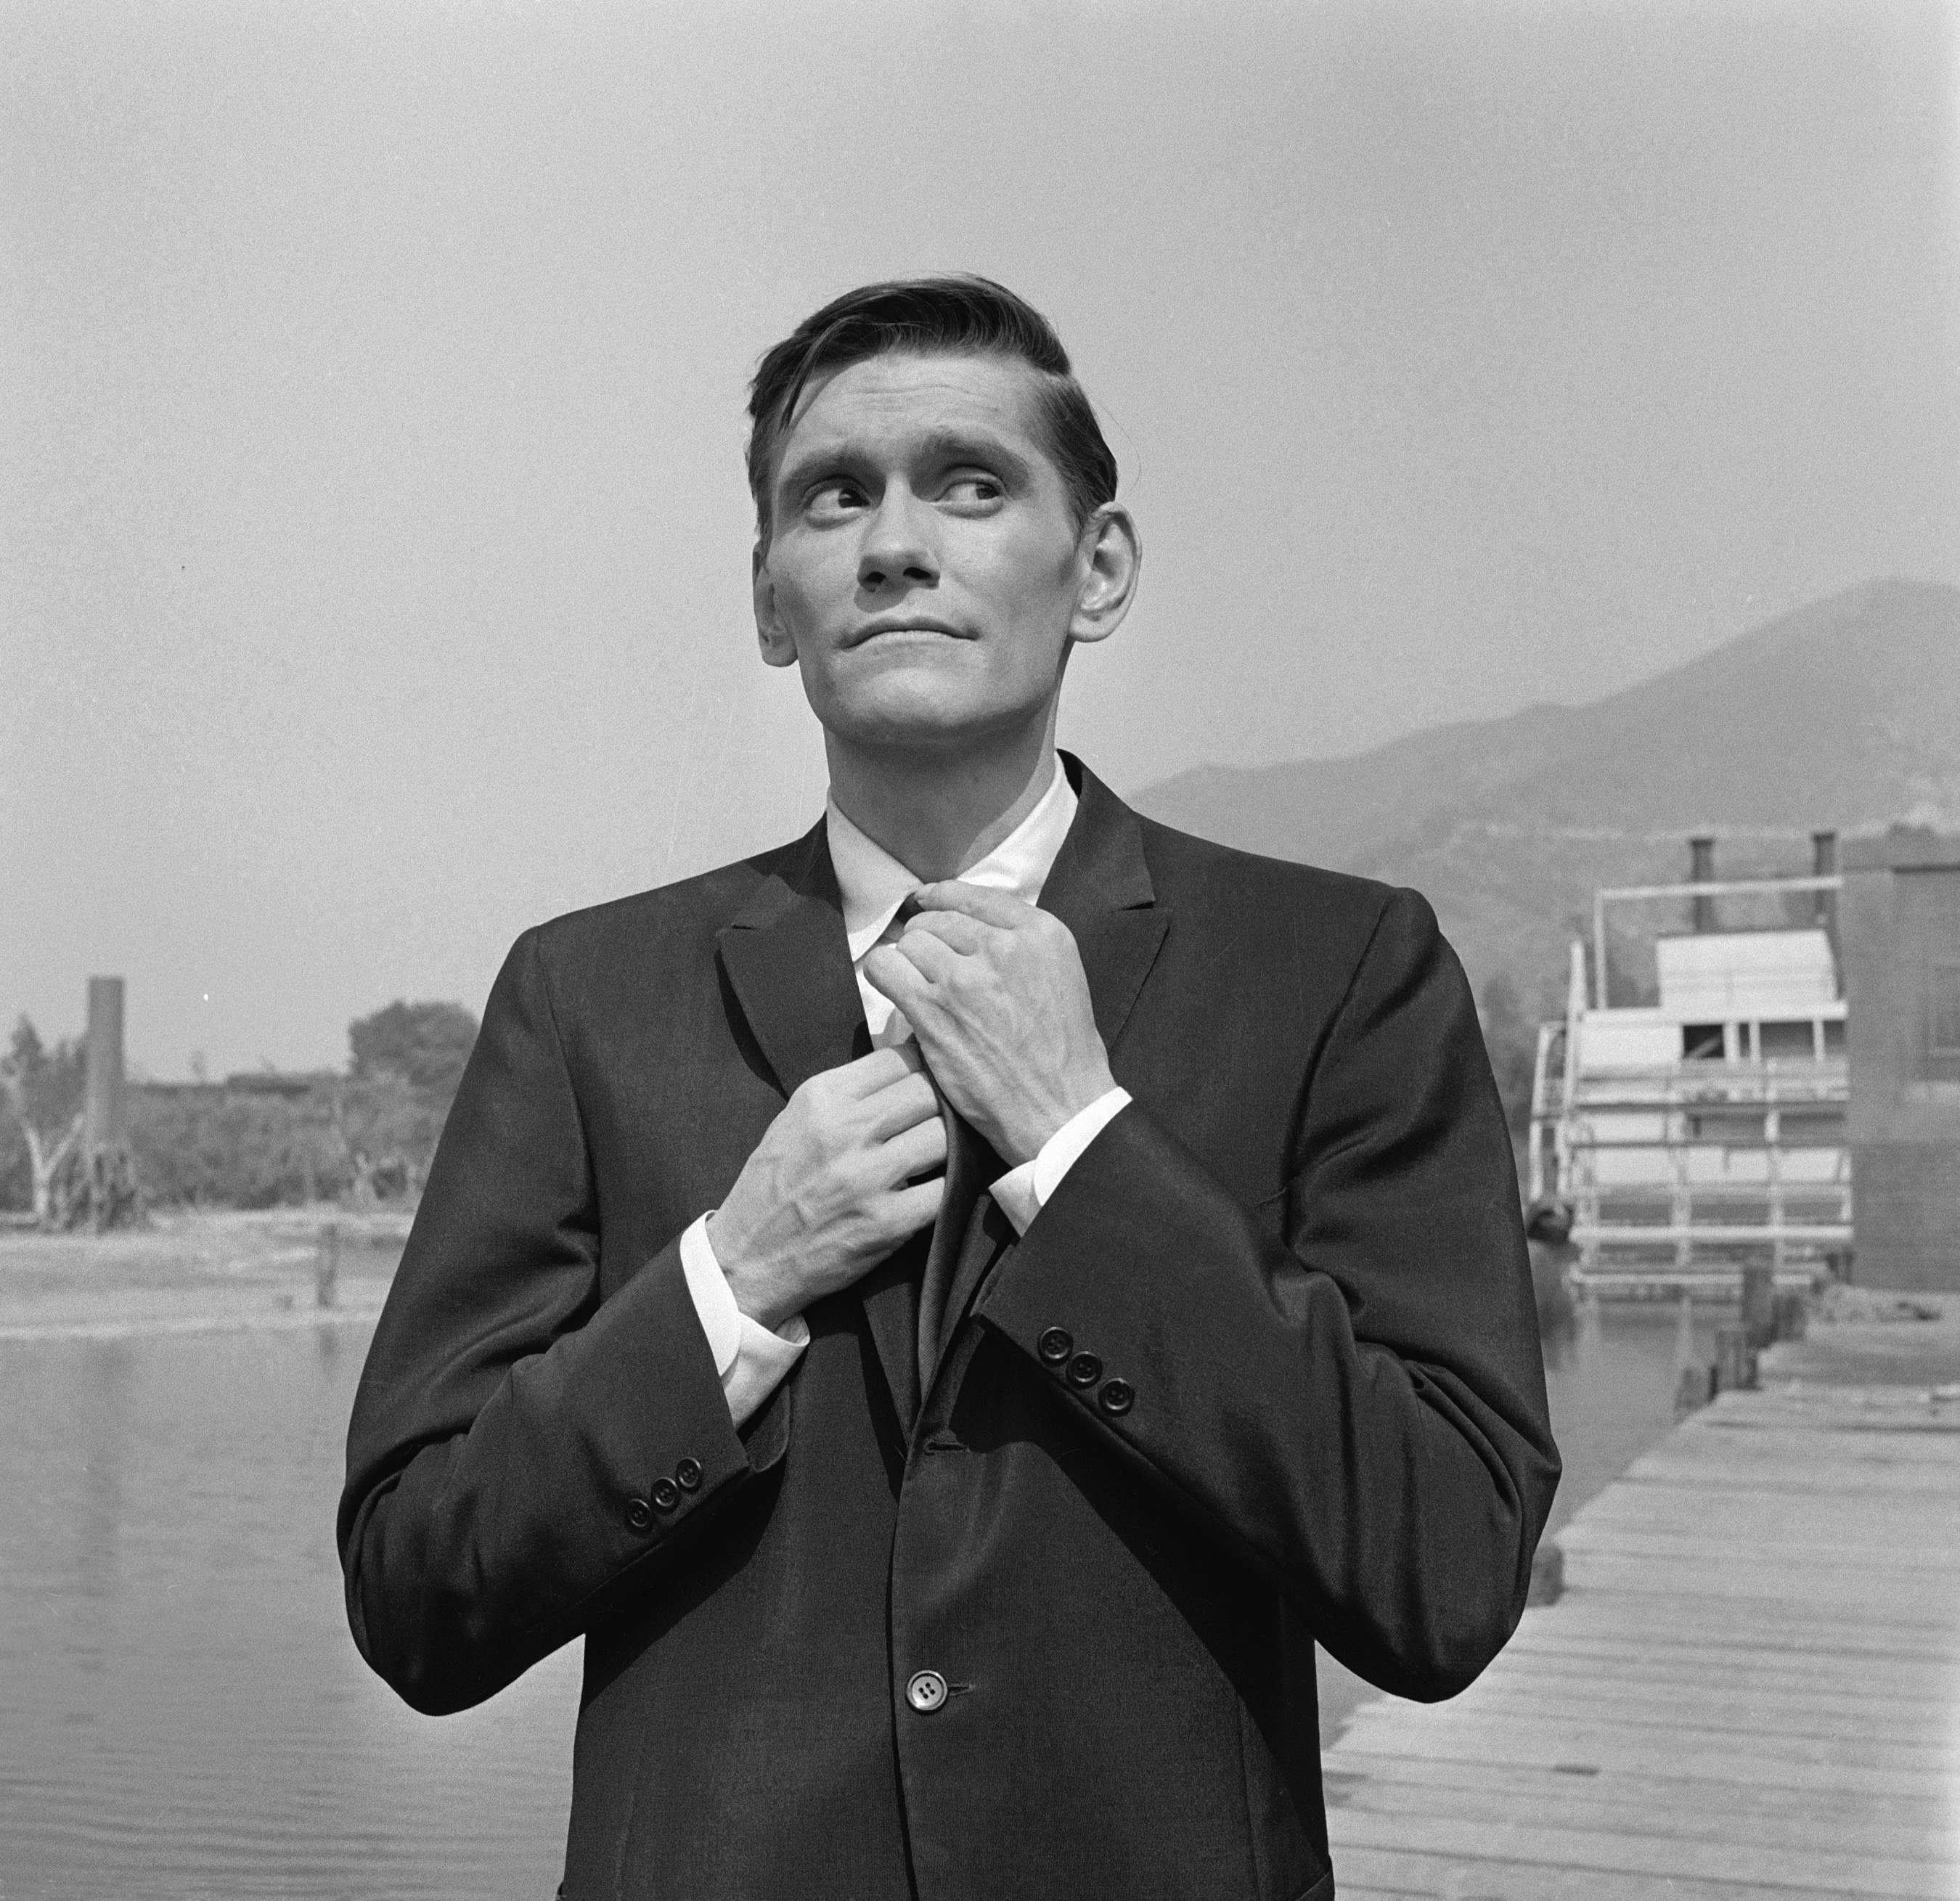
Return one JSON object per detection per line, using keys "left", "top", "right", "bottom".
{"left": 775, "top": 427, "right": 1034, "bottom": 497}
{"left": 912, "top": 428, "right": 1034, "bottom": 480}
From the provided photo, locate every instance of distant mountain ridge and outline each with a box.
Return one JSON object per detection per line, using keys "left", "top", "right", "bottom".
{"left": 1132, "top": 579, "right": 1960, "bottom": 1010}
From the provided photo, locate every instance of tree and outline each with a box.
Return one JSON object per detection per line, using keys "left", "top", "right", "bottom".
{"left": 330, "top": 1000, "right": 479, "bottom": 1203}
{"left": 128, "top": 1086, "right": 348, "bottom": 1209}
{"left": 0, "top": 1016, "right": 86, "bottom": 1225}
{"left": 348, "top": 1000, "right": 478, "bottom": 1099}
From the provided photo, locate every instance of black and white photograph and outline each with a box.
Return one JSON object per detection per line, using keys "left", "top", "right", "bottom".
{"left": 3, "top": 3, "right": 1956, "bottom": 1897}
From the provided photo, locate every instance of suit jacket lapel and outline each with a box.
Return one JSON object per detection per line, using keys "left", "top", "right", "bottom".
{"left": 716, "top": 825, "right": 923, "bottom": 1424}
{"left": 716, "top": 822, "right": 865, "bottom": 1097}
{"left": 1040, "top": 756, "right": 1172, "bottom": 1058}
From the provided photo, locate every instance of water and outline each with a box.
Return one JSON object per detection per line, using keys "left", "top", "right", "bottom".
{"left": 0, "top": 1301, "right": 1721, "bottom": 1897}
{"left": 0, "top": 1324, "right": 579, "bottom": 1899}
{"left": 1541, "top": 1294, "right": 1724, "bottom": 1541}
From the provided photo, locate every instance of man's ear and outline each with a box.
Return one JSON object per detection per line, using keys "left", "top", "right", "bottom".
{"left": 1067, "top": 504, "right": 1141, "bottom": 647}
{"left": 753, "top": 540, "right": 799, "bottom": 669}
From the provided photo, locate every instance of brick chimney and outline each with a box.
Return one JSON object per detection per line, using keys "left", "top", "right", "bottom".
{"left": 1812, "top": 830, "right": 1838, "bottom": 946}
{"left": 1689, "top": 836, "right": 1716, "bottom": 933}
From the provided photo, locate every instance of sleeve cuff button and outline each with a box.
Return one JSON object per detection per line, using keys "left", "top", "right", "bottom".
{"left": 1065, "top": 1352, "right": 1103, "bottom": 1389}
{"left": 1098, "top": 1378, "right": 1135, "bottom": 1417}
{"left": 625, "top": 1497, "right": 654, "bottom": 1532}
{"left": 675, "top": 1457, "right": 703, "bottom": 1492}
{"left": 1037, "top": 1328, "right": 1073, "bottom": 1365}
{"left": 651, "top": 1478, "right": 681, "bottom": 1512}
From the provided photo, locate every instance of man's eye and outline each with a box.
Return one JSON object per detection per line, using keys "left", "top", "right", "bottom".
{"left": 943, "top": 475, "right": 1003, "bottom": 505}
{"left": 807, "top": 481, "right": 868, "bottom": 517}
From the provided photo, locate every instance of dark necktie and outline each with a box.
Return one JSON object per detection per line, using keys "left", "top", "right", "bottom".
{"left": 889, "top": 893, "right": 1008, "bottom": 1394}
{"left": 916, "top": 1107, "right": 1005, "bottom": 1394}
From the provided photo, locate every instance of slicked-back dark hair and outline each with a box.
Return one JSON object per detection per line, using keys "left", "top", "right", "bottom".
{"left": 746, "top": 275, "right": 1119, "bottom": 543}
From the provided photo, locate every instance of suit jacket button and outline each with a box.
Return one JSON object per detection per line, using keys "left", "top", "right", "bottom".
{"left": 650, "top": 1477, "right": 681, "bottom": 1512}
{"left": 675, "top": 1457, "right": 703, "bottom": 1492}
{"left": 1098, "top": 1378, "right": 1135, "bottom": 1417}
{"left": 625, "top": 1497, "right": 654, "bottom": 1532}
{"left": 1037, "top": 1327, "right": 1072, "bottom": 1365}
{"left": 1066, "top": 1352, "right": 1102, "bottom": 1388}
{"left": 906, "top": 1669, "right": 949, "bottom": 1713}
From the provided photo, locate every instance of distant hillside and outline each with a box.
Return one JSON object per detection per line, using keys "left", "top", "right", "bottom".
{"left": 1134, "top": 579, "right": 1960, "bottom": 1014}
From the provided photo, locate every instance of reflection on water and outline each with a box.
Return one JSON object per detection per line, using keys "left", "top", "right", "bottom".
{"left": 0, "top": 1298, "right": 1723, "bottom": 1896}
{"left": 0, "top": 1324, "right": 579, "bottom": 1900}
{"left": 1541, "top": 1293, "right": 1724, "bottom": 1540}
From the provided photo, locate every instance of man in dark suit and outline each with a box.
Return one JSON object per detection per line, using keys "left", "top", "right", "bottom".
{"left": 340, "top": 276, "right": 1558, "bottom": 1901}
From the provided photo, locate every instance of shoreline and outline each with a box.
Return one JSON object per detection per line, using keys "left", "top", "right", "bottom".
{"left": 0, "top": 1207, "right": 405, "bottom": 1342}
{"left": 0, "top": 1301, "right": 388, "bottom": 1346}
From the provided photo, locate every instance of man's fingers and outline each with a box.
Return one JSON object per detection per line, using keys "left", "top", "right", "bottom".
{"left": 882, "top": 1175, "right": 944, "bottom": 1235}
{"left": 864, "top": 1071, "right": 941, "bottom": 1139}
{"left": 863, "top": 941, "right": 933, "bottom": 1005}
{"left": 883, "top": 1113, "right": 948, "bottom": 1181}
{"left": 910, "top": 880, "right": 1035, "bottom": 928}
{"left": 902, "top": 910, "right": 988, "bottom": 955}
{"left": 835, "top": 1044, "right": 924, "bottom": 1095}
{"left": 890, "top": 929, "right": 961, "bottom": 984}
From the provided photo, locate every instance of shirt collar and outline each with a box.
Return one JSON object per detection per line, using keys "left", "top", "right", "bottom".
{"left": 826, "top": 753, "right": 1078, "bottom": 964}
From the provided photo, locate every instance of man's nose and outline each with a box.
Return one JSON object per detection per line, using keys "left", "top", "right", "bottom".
{"left": 857, "top": 487, "right": 939, "bottom": 592}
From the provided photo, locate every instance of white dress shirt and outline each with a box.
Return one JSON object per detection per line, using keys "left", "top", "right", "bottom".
{"left": 679, "top": 753, "right": 1132, "bottom": 1426}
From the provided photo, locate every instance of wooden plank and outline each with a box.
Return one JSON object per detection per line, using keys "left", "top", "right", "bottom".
{"left": 1330, "top": 1843, "right": 1878, "bottom": 1901}
{"left": 1506, "top": 1598, "right": 1960, "bottom": 1661}
{"left": 1457, "top": 1641, "right": 1958, "bottom": 1704}
{"left": 1493, "top": 1632, "right": 1953, "bottom": 1682}
{"left": 1623, "top": 1442, "right": 1960, "bottom": 1483}
{"left": 1423, "top": 1677, "right": 1956, "bottom": 1748}
{"left": 1434, "top": 1669, "right": 1952, "bottom": 1740}
{"left": 1469, "top": 1644, "right": 1959, "bottom": 1707}
{"left": 1560, "top": 1513, "right": 1960, "bottom": 1560}
{"left": 1576, "top": 1474, "right": 1960, "bottom": 1516}
{"left": 1325, "top": 1757, "right": 1956, "bottom": 1861}
{"left": 1553, "top": 1559, "right": 1958, "bottom": 1619}
{"left": 1326, "top": 1808, "right": 1955, "bottom": 1898}
{"left": 1331, "top": 1705, "right": 1957, "bottom": 1788}
{"left": 1556, "top": 1559, "right": 1960, "bottom": 1606}
{"left": 1713, "top": 1390, "right": 1960, "bottom": 1426}
{"left": 1575, "top": 1479, "right": 1960, "bottom": 1518}
{"left": 1562, "top": 1492, "right": 1960, "bottom": 1532}
{"left": 1596, "top": 1454, "right": 1960, "bottom": 1492}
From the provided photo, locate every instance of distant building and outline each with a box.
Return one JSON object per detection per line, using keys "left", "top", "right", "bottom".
{"left": 1840, "top": 827, "right": 1960, "bottom": 1293}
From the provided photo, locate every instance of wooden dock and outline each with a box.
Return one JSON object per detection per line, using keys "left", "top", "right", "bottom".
{"left": 1324, "top": 1384, "right": 1960, "bottom": 1899}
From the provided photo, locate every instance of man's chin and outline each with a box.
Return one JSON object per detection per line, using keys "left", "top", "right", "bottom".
{"left": 810, "top": 684, "right": 1043, "bottom": 757}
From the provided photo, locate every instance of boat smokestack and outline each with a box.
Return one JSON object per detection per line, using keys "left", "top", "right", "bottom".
{"left": 1689, "top": 835, "right": 1716, "bottom": 933}
{"left": 1812, "top": 830, "right": 1838, "bottom": 944}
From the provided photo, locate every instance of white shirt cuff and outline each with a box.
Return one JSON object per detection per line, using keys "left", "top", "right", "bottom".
{"left": 990, "top": 1087, "right": 1131, "bottom": 1236}
{"left": 679, "top": 1212, "right": 810, "bottom": 1428}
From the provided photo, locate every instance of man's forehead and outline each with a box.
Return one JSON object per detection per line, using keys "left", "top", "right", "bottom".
{"left": 777, "top": 350, "right": 1050, "bottom": 464}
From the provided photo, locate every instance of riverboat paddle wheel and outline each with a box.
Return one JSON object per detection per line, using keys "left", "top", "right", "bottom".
{"left": 1529, "top": 848, "right": 1852, "bottom": 1296}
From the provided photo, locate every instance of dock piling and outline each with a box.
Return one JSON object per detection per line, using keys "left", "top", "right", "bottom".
{"left": 316, "top": 1224, "right": 339, "bottom": 1309}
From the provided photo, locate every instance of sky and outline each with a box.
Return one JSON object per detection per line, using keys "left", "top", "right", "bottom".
{"left": 4, "top": 0, "right": 1956, "bottom": 1079}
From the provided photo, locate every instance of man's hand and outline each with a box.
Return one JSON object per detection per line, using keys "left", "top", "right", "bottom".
{"left": 862, "top": 882, "right": 1116, "bottom": 1166}
{"left": 707, "top": 1047, "right": 946, "bottom": 1332}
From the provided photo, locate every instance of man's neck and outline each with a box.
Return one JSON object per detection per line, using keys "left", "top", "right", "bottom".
{"left": 825, "top": 716, "right": 1061, "bottom": 883}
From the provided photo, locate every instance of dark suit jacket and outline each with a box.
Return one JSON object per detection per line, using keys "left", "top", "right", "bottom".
{"left": 340, "top": 756, "right": 1559, "bottom": 1901}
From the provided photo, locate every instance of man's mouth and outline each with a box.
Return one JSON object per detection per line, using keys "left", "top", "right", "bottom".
{"left": 844, "top": 617, "right": 971, "bottom": 649}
